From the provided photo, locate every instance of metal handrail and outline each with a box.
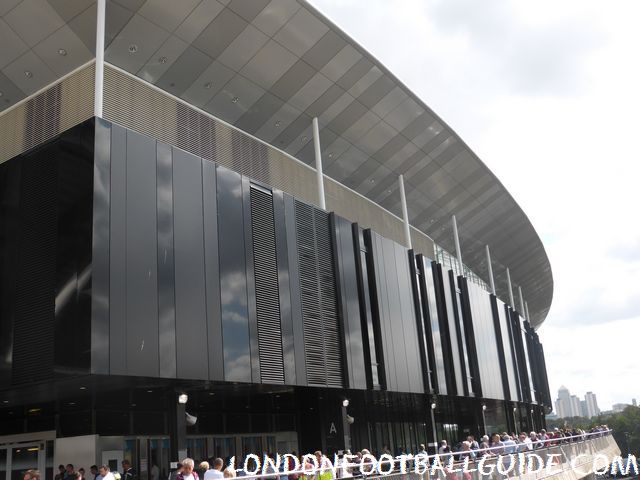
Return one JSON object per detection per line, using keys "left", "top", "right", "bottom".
{"left": 219, "top": 430, "right": 613, "bottom": 480}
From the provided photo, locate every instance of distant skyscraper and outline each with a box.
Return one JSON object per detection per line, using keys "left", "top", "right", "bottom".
{"left": 633, "top": 398, "right": 637, "bottom": 407}
{"left": 555, "top": 386, "right": 600, "bottom": 418}
{"left": 570, "top": 395, "right": 581, "bottom": 417}
{"left": 556, "top": 386, "right": 571, "bottom": 417}
{"left": 585, "top": 392, "right": 600, "bottom": 418}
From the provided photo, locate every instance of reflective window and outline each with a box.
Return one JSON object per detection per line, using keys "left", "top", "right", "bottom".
{"left": 467, "top": 282, "right": 503, "bottom": 400}
{"left": 496, "top": 299, "right": 519, "bottom": 401}
{"left": 422, "top": 260, "right": 447, "bottom": 395}
{"left": 453, "top": 276, "right": 473, "bottom": 395}
{"left": 520, "top": 318, "right": 537, "bottom": 403}
{"left": 217, "top": 167, "right": 251, "bottom": 382}
{"left": 441, "top": 270, "right": 465, "bottom": 395}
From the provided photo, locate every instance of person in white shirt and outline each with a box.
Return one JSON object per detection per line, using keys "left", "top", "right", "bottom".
{"left": 178, "top": 459, "right": 197, "bottom": 480}
{"left": 98, "top": 466, "right": 115, "bottom": 480}
{"left": 204, "top": 458, "right": 224, "bottom": 480}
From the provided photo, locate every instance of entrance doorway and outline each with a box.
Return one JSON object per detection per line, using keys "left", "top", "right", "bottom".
{"left": 0, "top": 435, "right": 53, "bottom": 480}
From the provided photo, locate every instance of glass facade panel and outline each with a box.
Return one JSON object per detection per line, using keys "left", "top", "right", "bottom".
{"left": 496, "top": 299, "right": 519, "bottom": 401}
{"left": 360, "top": 251, "right": 380, "bottom": 387}
{"left": 0, "top": 449, "right": 6, "bottom": 480}
{"left": 11, "top": 446, "right": 38, "bottom": 480}
{"left": 217, "top": 166, "right": 251, "bottom": 382}
{"left": 453, "top": 276, "right": 473, "bottom": 395}
{"left": 467, "top": 282, "right": 503, "bottom": 400}
{"left": 422, "top": 260, "right": 446, "bottom": 395}
{"left": 212, "top": 437, "right": 234, "bottom": 459}
{"left": 520, "top": 317, "right": 537, "bottom": 403}
{"left": 483, "top": 402, "right": 508, "bottom": 434}
{"left": 441, "top": 270, "right": 465, "bottom": 395}
{"left": 149, "top": 438, "right": 170, "bottom": 480}
{"left": 241, "top": 437, "right": 262, "bottom": 457}
{"left": 186, "top": 438, "right": 206, "bottom": 462}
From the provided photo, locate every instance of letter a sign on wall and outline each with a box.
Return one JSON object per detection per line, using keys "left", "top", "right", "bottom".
{"left": 329, "top": 422, "right": 337, "bottom": 434}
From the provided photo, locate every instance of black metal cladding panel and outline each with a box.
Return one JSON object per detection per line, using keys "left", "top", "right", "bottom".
{"left": 449, "top": 272, "right": 472, "bottom": 397}
{"left": 109, "top": 124, "right": 127, "bottom": 375}
{"left": 316, "top": 210, "right": 344, "bottom": 388}
{"left": 333, "top": 215, "right": 367, "bottom": 390}
{"left": 1, "top": 123, "right": 94, "bottom": 387}
{"left": 124, "top": 132, "right": 159, "bottom": 377}
{"left": 538, "top": 342, "right": 552, "bottom": 407}
{"left": 422, "top": 259, "right": 446, "bottom": 395}
{"left": 0, "top": 161, "right": 19, "bottom": 385}
{"left": 203, "top": 160, "right": 224, "bottom": 381}
{"left": 510, "top": 309, "right": 531, "bottom": 403}
{"left": 91, "top": 118, "right": 111, "bottom": 375}
{"left": 410, "top": 253, "right": 434, "bottom": 394}
{"left": 431, "top": 264, "right": 457, "bottom": 395}
{"left": 11, "top": 150, "right": 56, "bottom": 384}
{"left": 294, "top": 200, "right": 344, "bottom": 388}
{"left": 504, "top": 304, "right": 523, "bottom": 402}
{"left": 284, "top": 194, "right": 307, "bottom": 385}
{"left": 494, "top": 296, "right": 519, "bottom": 402}
{"left": 457, "top": 276, "right": 483, "bottom": 398}
{"left": 441, "top": 269, "right": 465, "bottom": 395}
{"left": 250, "top": 186, "right": 285, "bottom": 385}
{"left": 519, "top": 317, "right": 536, "bottom": 403}
{"left": 369, "top": 233, "right": 396, "bottom": 390}
{"left": 173, "top": 147, "right": 208, "bottom": 380}
{"left": 157, "top": 142, "right": 177, "bottom": 379}
{"left": 358, "top": 228, "right": 385, "bottom": 389}
{"left": 392, "top": 242, "right": 424, "bottom": 394}
{"left": 273, "top": 191, "right": 297, "bottom": 385}
{"left": 466, "top": 281, "right": 504, "bottom": 400}
{"left": 369, "top": 233, "right": 423, "bottom": 394}
{"left": 217, "top": 166, "right": 252, "bottom": 383}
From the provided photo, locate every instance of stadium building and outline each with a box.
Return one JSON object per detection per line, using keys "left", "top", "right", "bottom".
{"left": 0, "top": 0, "right": 554, "bottom": 478}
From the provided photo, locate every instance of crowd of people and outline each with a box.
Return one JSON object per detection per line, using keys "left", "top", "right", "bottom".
{"left": 21, "top": 459, "right": 139, "bottom": 480}
{"left": 20, "top": 426, "right": 609, "bottom": 480}
{"left": 435, "top": 425, "right": 611, "bottom": 461}
{"left": 170, "top": 426, "right": 611, "bottom": 479}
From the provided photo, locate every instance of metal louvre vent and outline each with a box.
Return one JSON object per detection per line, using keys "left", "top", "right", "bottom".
{"left": 103, "top": 64, "right": 318, "bottom": 205}
{"left": 250, "top": 186, "right": 285, "bottom": 385}
{"left": 294, "top": 200, "right": 344, "bottom": 388}
{"left": 12, "top": 153, "right": 57, "bottom": 385}
{"left": 0, "top": 63, "right": 94, "bottom": 165}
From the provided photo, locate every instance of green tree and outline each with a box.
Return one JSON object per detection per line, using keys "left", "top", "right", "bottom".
{"left": 607, "top": 406, "right": 640, "bottom": 456}
{"left": 546, "top": 406, "right": 640, "bottom": 455}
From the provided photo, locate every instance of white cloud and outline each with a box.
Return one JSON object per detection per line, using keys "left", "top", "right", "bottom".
{"left": 311, "top": 0, "right": 640, "bottom": 408}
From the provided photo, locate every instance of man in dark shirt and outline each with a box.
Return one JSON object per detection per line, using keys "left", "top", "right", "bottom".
{"left": 121, "top": 461, "right": 137, "bottom": 480}
{"left": 55, "top": 466, "right": 65, "bottom": 480}
{"left": 65, "top": 465, "right": 76, "bottom": 480}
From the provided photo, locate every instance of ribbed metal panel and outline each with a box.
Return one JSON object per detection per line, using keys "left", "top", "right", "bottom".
{"left": 12, "top": 153, "right": 56, "bottom": 384}
{"left": 250, "top": 186, "right": 285, "bottom": 385}
{"left": 103, "top": 65, "right": 318, "bottom": 205}
{"left": 295, "top": 200, "right": 343, "bottom": 387}
{"left": 0, "top": 64, "right": 95, "bottom": 165}
{"left": 315, "top": 211, "right": 343, "bottom": 387}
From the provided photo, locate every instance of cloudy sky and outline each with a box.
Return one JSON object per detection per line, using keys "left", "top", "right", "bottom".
{"left": 311, "top": 0, "right": 640, "bottom": 411}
